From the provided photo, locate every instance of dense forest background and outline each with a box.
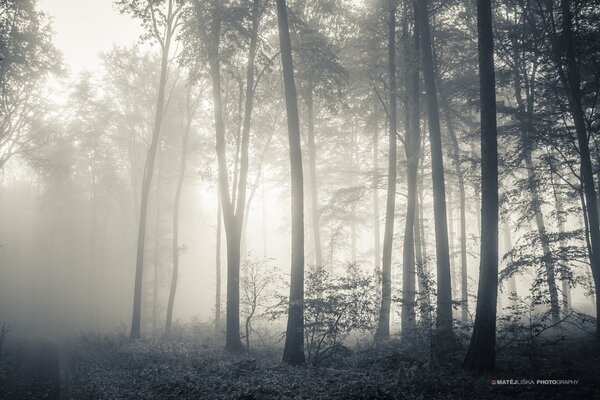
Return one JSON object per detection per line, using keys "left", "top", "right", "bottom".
{"left": 1, "top": 0, "right": 600, "bottom": 398}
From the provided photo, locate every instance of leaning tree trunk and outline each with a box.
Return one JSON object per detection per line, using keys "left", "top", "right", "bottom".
{"left": 511, "top": 52, "right": 560, "bottom": 323}
{"left": 416, "top": 0, "right": 453, "bottom": 337}
{"left": 560, "top": 0, "right": 600, "bottom": 336}
{"left": 166, "top": 89, "right": 193, "bottom": 335}
{"left": 375, "top": 0, "right": 398, "bottom": 341}
{"left": 439, "top": 92, "right": 469, "bottom": 324}
{"left": 277, "top": 0, "right": 306, "bottom": 365}
{"left": 401, "top": 5, "right": 420, "bottom": 337}
{"left": 130, "top": 8, "right": 175, "bottom": 339}
{"left": 463, "top": 0, "right": 499, "bottom": 373}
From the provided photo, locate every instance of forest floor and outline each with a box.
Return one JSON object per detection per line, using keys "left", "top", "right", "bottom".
{"left": 1, "top": 331, "right": 599, "bottom": 399}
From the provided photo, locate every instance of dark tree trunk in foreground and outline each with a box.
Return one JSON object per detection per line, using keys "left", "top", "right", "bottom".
{"left": 401, "top": 5, "right": 420, "bottom": 337}
{"left": 372, "top": 122, "right": 381, "bottom": 271}
{"left": 166, "top": 88, "right": 194, "bottom": 335}
{"left": 463, "top": 0, "right": 498, "bottom": 373}
{"left": 277, "top": 0, "right": 306, "bottom": 365}
{"left": 416, "top": 0, "right": 453, "bottom": 337}
{"left": 560, "top": 0, "right": 600, "bottom": 336}
{"left": 131, "top": 3, "right": 177, "bottom": 339}
{"left": 375, "top": 0, "right": 398, "bottom": 341}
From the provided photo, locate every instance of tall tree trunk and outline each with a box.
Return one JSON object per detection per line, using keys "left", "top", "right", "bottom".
{"left": 306, "top": 91, "right": 323, "bottom": 266}
{"left": 416, "top": 0, "right": 453, "bottom": 337}
{"left": 560, "top": 0, "right": 600, "bottom": 335}
{"left": 511, "top": 46, "right": 560, "bottom": 323}
{"left": 166, "top": 89, "right": 194, "bottom": 335}
{"left": 373, "top": 123, "right": 381, "bottom": 271}
{"left": 463, "top": 0, "right": 498, "bottom": 372}
{"left": 152, "top": 144, "right": 163, "bottom": 336}
{"left": 195, "top": 0, "right": 261, "bottom": 352}
{"left": 401, "top": 5, "right": 420, "bottom": 337}
{"left": 375, "top": 0, "right": 398, "bottom": 341}
{"left": 130, "top": 2, "right": 176, "bottom": 339}
{"left": 215, "top": 195, "right": 222, "bottom": 328}
{"left": 277, "top": 0, "right": 306, "bottom": 365}
{"left": 439, "top": 93, "right": 469, "bottom": 324}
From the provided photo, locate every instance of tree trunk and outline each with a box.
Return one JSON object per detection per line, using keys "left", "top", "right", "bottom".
{"left": 373, "top": 122, "right": 381, "bottom": 271}
{"left": 196, "top": 0, "right": 261, "bottom": 352}
{"left": 166, "top": 89, "right": 193, "bottom": 335}
{"left": 277, "top": 0, "right": 306, "bottom": 365}
{"left": 130, "top": 4, "right": 175, "bottom": 339}
{"left": 463, "top": 0, "right": 498, "bottom": 372}
{"left": 306, "top": 92, "right": 323, "bottom": 266}
{"left": 416, "top": 0, "right": 453, "bottom": 337}
{"left": 401, "top": 6, "right": 420, "bottom": 337}
{"left": 439, "top": 93, "right": 469, "bottom": 324}
{"left": 152, "top": 143, "right": 163, "bottom": 336}
{"left": 551, "top": 178, "right": 571, "bottom": 313}
{"left": 215, "top": 195, "right": 222, "bottom": 328}
{"left": 511, "top": 57, "right": 561, "bottom": 322}
{"left": 502, "top": 219, "right": 518, "bottom": 306}
{"left": 560, "top": 0, "right": 600, "bottom": 335}
{"left": 375, "top": 0, "right": 398, "bottom": 341}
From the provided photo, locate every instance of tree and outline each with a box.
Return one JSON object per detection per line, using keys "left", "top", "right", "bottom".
{"left": 463, "top": 0, "right": 499, "bottom": 372}
{"left": 192, "top": 0, "right": 263, "bottom": 352}
{"left": 0, "top": 0, "right": 60, "bottom": 170}
{"left": 166, "top": 83, "right": 198, "bottom": 334}
{"left": 276, "top": 0, "right": 306, "bottom": 365}
{"left": 375, "top": 0, "right": 398, "bottom": 342}
{"left": 416, "top": 0, "right": 453, "bottom": 338}
{"left": 116, "top": 0, "right": 183, "bottom": 339}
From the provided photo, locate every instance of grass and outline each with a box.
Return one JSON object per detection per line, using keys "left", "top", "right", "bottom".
{"left": 59, "top": 328, "right": 600, "bottom": 399}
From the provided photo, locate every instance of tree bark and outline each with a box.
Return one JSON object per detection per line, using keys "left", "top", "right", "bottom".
{"left": 560, "top": 0, "right": 600, "bottom": 335}
{"left": 416, "top": 0, "right": 453, "bottom": 337}
{"left": 401, "top": 5, "right": 420, "bottom": 337}
{"left": 166, "top": 88, "right": 194, "bottom": 335}
{"left": 130, "top": 0, "right": 177, "bottom": 339}
{"left": 463, "top": 0, "right": 498, "bottom": 373}
{"left": 375, "top": 0, "right": 398, "bottom": 341}
{"left": 277, "top": 0, "right": 306, "bottom": 365}
{"left": 306, "top": 92, "right": 323, "bottom": 266}
{"left": 215, "top": 194, "right": 222, "bottom": 328}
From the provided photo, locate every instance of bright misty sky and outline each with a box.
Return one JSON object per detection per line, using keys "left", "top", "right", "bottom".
{"left": 38, "top": 0, "right": 144, "bottom": 74}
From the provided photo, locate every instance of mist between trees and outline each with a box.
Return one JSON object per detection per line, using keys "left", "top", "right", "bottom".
{"left": 1, "top": 0, "right": 600, "bottom": 391}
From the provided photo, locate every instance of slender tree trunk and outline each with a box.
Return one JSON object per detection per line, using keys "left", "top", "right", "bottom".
{"left": 277, "top": 0, "right": 306, "bottom": 365}
{"left": 416, "top": 0, "right": 453, "bottom": 337}
{"left": 215, "top": 195, "right": 222, "bottom": 328}
{"left": 551, "top": 179, "right": 571, "bottom": 312}
{"left": 306, "top": 92, "right": 323, "bottom": 266}
{"left": 401, "top": 6, "right": 420, "bottom": 337}
{"left": 439, "top": 93, "right": 469, "bottom": 324}
{"left": 375, "top": 0, "right": 398, "bottom": 341}
{"left": 166, "top": 90, "right": 193, "bottom": 335}
{"left": 463, "top": 0, "right": 498, "bottom": 372}
{"left": 560, "top": 0, "right": 600, "bottom": 335}
{"left": 512, "top": 51, "right": 560, "bottom": 323}
{"left": 130, "top": 3, "right": 175, "bottom": 338}
{"left": 152, "top": 144, "right": 163, "bottom": 336}
{"left": 373, "top": 124, "right": 381, "bottom": 271}
{"left": 196, "top": 0, "right": 261, "bottom": 352}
